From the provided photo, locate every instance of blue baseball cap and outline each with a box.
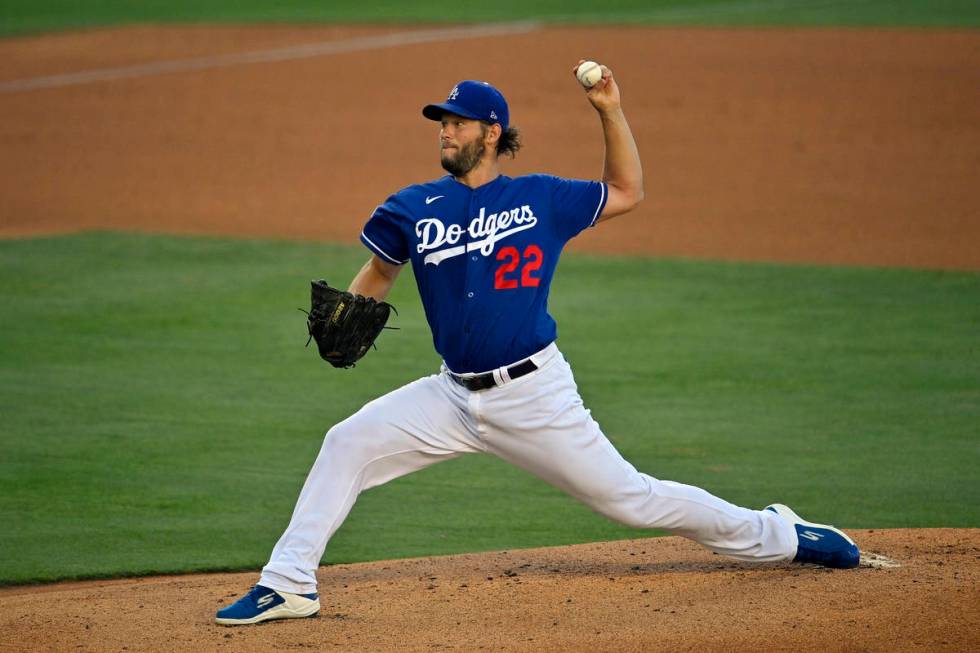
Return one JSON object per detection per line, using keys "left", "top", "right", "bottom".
{"left": 422, "top": 80, "right": 509, "bottom": 129}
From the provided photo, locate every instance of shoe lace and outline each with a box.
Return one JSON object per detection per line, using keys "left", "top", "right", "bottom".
{"left": 243, "top": 585, "right": 269, "bottom": 604}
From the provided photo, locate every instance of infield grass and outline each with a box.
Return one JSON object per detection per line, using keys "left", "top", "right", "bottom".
{"left": 0, "top": 232, "right": 977, "bottom": 585}
{"left": 2, "top": 0, "right": 979, "bottom": 37}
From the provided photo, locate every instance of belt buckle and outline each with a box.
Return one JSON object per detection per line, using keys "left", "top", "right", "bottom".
{"left": 452, "top": 371, "right": 494, "bottom": 391}
{"left": 468, "top": 373, "right": 494, "bottom": 391}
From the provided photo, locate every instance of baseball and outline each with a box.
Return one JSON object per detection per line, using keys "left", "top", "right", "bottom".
{"left": 576, "top": 61, "right": 602, "bottom": 88}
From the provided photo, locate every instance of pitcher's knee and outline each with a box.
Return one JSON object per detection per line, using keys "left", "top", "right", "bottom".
{"left": 601, "top": 505, "right": 652, "bottom": 529}
{"left": 320, "top": 418, "right": 379, "bottom": 461}
{"left": 586, "top": 489, "right": 655, "bottom": 529}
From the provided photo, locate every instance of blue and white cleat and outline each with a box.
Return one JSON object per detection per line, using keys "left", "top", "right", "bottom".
{"left": 215, "top": 584, "right": 320, "bottom": 626}
{"left": 766, "top": 503, "right": 860, "bottom": 569}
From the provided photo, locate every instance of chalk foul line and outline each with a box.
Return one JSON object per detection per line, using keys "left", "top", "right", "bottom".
{"left": 0, "top": 22, "right": 539, "bottom": 93}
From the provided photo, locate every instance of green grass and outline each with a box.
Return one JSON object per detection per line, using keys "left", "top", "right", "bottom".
{"left": 1, "top": 0, "right": 978, "bottom": 37}
{"left": 0, "top": 232, "right": 977, "bottom": 585}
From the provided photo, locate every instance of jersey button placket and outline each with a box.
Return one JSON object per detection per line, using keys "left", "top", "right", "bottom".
{"left": 462, "top": 190, "right": 476, "bottom": 335}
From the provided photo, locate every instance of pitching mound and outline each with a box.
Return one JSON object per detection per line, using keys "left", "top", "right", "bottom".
{"left": 2, "top": 528, "right": 977, "bottom": 651}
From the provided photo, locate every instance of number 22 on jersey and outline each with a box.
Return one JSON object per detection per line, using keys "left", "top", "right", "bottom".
{"left": 495, "top": 245, "right": 543, "bottom": 290}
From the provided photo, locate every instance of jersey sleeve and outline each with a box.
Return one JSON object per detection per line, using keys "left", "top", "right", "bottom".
{"left": 360, "top": 197, "right": 410, "bottom": 265}
{"left": 548, "top": 176, "right": 608, "bottom": 242}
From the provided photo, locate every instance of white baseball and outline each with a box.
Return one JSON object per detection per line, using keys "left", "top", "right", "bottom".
{"left": 576, "top": 61, "right": 603, "bottom": 88}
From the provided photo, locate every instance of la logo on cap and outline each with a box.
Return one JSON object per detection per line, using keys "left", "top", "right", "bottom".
{"left": 422, "top": 79, "right": 510, "bottom": 129}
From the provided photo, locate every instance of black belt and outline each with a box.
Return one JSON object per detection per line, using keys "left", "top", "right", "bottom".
{"left": 449, "top": 359, "right": 538, "bottom": 391}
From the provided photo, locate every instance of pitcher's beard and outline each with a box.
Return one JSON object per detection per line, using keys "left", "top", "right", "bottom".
{"left": 441, "top": 140, "right": 485, "bottom": 177}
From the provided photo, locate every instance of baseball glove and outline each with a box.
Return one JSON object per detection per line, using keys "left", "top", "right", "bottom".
{"left": 303, "top": 279, "right": 395, "bottom": 368}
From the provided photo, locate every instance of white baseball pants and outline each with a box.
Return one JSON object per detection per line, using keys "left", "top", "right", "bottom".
{"left": 260, "top": 344, "right": 797, "bottom": 594}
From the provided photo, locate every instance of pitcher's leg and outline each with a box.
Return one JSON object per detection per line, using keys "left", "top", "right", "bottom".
{"left": 483, "top": 357, "right": 797, "bottom": 562}
{"left": 260, "top": 375, "right": 481, "bottom": 594}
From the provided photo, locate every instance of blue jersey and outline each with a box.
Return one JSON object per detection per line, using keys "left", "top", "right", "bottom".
{"left": 360, "top": 174, "right": 607, "bottom": 373}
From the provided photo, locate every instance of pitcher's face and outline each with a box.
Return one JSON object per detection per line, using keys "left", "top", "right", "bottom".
{"left": 439, "top": 115, "right": 486, "bottom": 177}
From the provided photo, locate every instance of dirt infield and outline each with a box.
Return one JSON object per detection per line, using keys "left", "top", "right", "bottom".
{"left": 1, "top": 24, "right": 978, "bottom": 268}
{"left": 1, "top": 23, "right": 979, "bottom": 651}
{"left": 1, "top": 530, "right": 978, "bottom": 652}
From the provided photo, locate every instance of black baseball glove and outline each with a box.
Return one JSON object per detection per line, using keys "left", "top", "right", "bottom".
{"left": 303, "top": 280, "right": 395, "bottom": 368}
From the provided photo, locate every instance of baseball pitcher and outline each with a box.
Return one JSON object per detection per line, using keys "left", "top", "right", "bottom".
{"left": 216, "top": 62, "right": 860, "bottom": 626}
